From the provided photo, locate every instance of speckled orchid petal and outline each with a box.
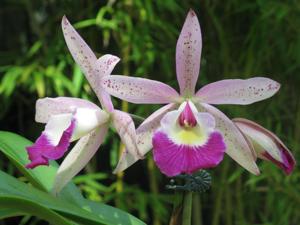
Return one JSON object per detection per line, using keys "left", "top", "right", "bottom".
{"left": 26, "top": 108, "right": 109, "bottom": 169}
{"left": 195, "top": 78, "right": 280, "bottom": 105}
{"left": 101, "top": 76, "right": 180, "bottom": 104}
{"left": 112, "top": 110, "right": 141, "bottom": 159}
{"left": 113, "top": 103, "right": 177, "bottom": 173}
{"left": 35, "top": 97, "right": 99, "bottom": 123}
{"left": 52, "top": 125, "right": 109, "bottom": 194}
{"left": 62, "top": 16, "right": 119, "bottom": 111}
{"left": 153, "top": 102, "right": 226, "bottom": 177}
{"left": 176, "top": 9, "right": 202, "bottom": 96}
{"left": 93, "top": 54, "right": 120, "bottom": 111}
{"left": 62, "top": 16, "right": 97, "bottom": 84}
{"left": 234, "top": 118, "right": 296, "bottom": 175}
{"left": 197, "top": 103, "right": 260, "bottom": 175}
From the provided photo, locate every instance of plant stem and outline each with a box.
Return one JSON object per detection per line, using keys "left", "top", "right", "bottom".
{"left": 182, "top": 191, "right": 193, "bottom": 225}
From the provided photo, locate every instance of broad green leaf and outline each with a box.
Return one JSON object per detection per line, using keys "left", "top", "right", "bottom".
{"left": 0, "top": 170, "right": 146, "bottom": 225}
{"left": 0, "top": 196, "right": 74, "bottom": 225}
{"left": 0, "top": 208, "right": 22, "bottom": 219}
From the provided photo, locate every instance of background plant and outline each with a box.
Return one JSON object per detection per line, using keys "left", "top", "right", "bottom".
{"left": 0, "top": 0, "right": 299, "bottom": 225}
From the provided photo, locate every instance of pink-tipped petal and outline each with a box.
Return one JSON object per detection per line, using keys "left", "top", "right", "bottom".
{"left": 176, "top": 9, "right": 202, "bottom": 96}
{"left": 113, "top": 103, "right": 178, "bottom": 173}
{"left": 112, "top": 110, "right": 141, "bottom": 159}
{"left": 153, "top": 131, "right": 225, "bottom": 177}
{"left": 101, "top": 76, "right": 180, "bottom": 104}
{"left": 196, "top": 78, "right": 280, "bottom": 105}
{"left": 197, "top": 103, "right": 260, "bottom": 175}
{"left": 234, "top": 118, "right": 296, "bottom": 175}
{"left": 35, "top": 97, "right": 99, "bottom": 123}
{"left": 26, "top": 115, "right": 76, "bottom": 169}
{"left": 52, "top": 125, "right": 108, "bottom": 194}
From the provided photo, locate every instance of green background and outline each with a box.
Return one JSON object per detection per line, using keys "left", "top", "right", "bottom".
{"left": 0, "top": 0, "right": 299, "bottom": 224}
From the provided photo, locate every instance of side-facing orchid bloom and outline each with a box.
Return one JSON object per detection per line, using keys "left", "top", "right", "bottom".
{"left": 101, "top": 9, "right": 281, "bottom": 176}
{"left": 26, "top": 16, "right": 141, "bottom": 194}
{"left": 233, "top": 118, "right": 295, "bottom": 175}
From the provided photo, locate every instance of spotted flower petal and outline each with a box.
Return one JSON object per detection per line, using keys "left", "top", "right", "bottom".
{"left": 195, "top": 78, "right": 280, "bottom": 105}
{"left": 153, "top": 101, "right": 226, "bottom": 177}
{"left": 101, "top": 76, "right": 180, "bottom": 104}
{"left": 62, "top": 16, "right": 119, "bottom": 111}
{"left": 26, "top": 108, "right": 109, "bottom": 169}
{"left": 234, "top": 118, "right": 296, "bottom": 175}
{"left": 176, "top": 9, "right": 202, "bottom": 96}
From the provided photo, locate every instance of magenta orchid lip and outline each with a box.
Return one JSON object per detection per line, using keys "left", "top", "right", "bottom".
{"left": 152, "top": 101, "right": 226, "bottom": 177}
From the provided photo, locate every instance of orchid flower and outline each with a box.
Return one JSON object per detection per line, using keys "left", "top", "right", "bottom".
{"left": 233, "top": 118, "right": 295, "bottom": 175}
{"left": 100, "top": 9, "right": 281, "bottom": 176}
{"left": 26, "top": 16, "right": 141, "bottom": 194}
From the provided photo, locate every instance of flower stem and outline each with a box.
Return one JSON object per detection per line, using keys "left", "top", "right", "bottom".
{"left": 182, "top": 191, "right": 193, "bottom": 225}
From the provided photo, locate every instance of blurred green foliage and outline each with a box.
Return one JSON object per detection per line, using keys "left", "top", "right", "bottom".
{"left": 0, "top": 0, "right": 299, "bottom": 224}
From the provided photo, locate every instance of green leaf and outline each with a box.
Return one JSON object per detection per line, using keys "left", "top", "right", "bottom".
{"left": 0, "top": 131, "right": 146, "bottom": 225}
{"left": 0, "top": 196, "right": 74, "bottom": 225}
{"left": 0, "top": 208, "right": 22, "bottom": 219}
{"left": 0, "top": 170, "right": 145, "bottom": 225}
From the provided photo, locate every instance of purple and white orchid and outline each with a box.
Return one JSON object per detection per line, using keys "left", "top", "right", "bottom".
{"left": 100, "top": 10, "right": 286, "bottom": 176}
{"left": 26, "top": 16, "right": 141, "bottom": 193}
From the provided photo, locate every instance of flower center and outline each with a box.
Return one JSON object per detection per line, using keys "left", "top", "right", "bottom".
{"left": 178, "top": 102, "right": 197, "bottom": 128}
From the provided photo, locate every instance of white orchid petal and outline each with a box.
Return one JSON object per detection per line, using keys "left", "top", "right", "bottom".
{"left": 35, "top": 97, "right": 100, "bottom": 123}
{"left": 196, "top": 78, "right": 280, "bottom": 105}
{"left": 112, "top": 110, "right": 140, "bottom": 159}
{"left": 101, "top": 76, "right": 179, "bottom": 104}
{"left": 176, "top": 10, "right": 202, "bottom": 96}
{"left": 52, "top": 125, "right": 108, "bottom": 194}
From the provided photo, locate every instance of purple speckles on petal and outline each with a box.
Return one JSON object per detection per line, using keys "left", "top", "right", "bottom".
{"left": 176, "top": 9, "right": 202, "bottom": 96}
{"left": 25, "top": 119, "right": 76, "bottom": 169}
{"left": 152, "top": 131, "right": 226, "bottom": 177}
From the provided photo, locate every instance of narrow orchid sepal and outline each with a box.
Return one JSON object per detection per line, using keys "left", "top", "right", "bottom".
{"left": 196, "top": 78, "right": 280, "bottom": 105}
{"left": 112, "top": 110, "right": 142, "bottom": 159}
{"left": 233, "top": 118, "right": 296, "bottom": 175}
{"left": 176, "top": 9, "right": 202, "bottom": 96}
{"left": 101, "top": 75, "right": 180, "bottom": 104}
{"left": 62, "top": 16, "right": 119, "bottom": 111}
{"left": 52, "top": 125, "right": 108, "bottom": 194}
